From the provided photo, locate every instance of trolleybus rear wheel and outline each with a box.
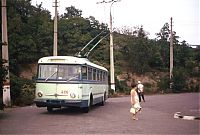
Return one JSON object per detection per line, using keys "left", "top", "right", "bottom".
{"left": 100, "top": 92, "right": 106, "bottom": 106}
{"left": 47, "top": 107, "right": 53, "bottom": 112}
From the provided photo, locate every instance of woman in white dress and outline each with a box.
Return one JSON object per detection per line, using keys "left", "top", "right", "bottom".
{"left": 130, "top": 83, "right": 142, "bottom": 120}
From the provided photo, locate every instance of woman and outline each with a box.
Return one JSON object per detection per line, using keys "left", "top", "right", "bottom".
{"left": 130, "top": 83, "right": 142, "bottom": 120}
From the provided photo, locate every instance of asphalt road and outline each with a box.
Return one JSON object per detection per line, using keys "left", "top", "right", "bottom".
{"left": 0, "top": 93, "right": 199, "bottom": 135}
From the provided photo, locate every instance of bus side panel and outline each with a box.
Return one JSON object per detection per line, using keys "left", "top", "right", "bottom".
{"left": 92, "top": 84, "right": 108, "bottom": 104}
{"left": 81, "top": 83, "right": 91, "bottom": 107}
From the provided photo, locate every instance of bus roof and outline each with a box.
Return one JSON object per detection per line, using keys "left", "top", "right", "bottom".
{"left": 38, "top": 56, "right": 108, "bottom": 71}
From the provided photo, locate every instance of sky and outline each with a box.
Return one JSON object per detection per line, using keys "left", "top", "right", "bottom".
{"left": 31, "top": 0, "right": 200, "bottom": 45}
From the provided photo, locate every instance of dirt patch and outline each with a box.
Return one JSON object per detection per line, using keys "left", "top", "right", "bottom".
{"left": 117, "top": 71, "right": 169, "bottom": 93}
{"left": 19, "top": 63, "right": 37, "bottom": 79}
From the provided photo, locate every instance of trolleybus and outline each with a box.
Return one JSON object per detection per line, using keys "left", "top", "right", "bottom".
{"left": 34, "top": 56, "right": 108, "bottom": 112}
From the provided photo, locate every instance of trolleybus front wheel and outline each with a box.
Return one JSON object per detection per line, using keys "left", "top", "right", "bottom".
{"left": 82, "top": 94, "right": 93, "bottom": 113}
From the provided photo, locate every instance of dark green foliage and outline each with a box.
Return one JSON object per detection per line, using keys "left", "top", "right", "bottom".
{"left": 157, "top": 76, "right": 170, "bottom": 93}
{"left": 116, "top": 79, "right": 129, "bottom": 94}
{"left": 122, "top": 26, "right": 152, "bottom": 74}
{"left": 0, "top": 59, "right": 7, "bottom": 109}
{"left": 7, "top": 0, "right": 53, "bottom": 63}
{"left": 0, "top": 60, "right": 7, "bottom": 91}
{"left": 143, "top": 82, "right": 154, "bottom": 94}
{"left": 62, "top": 6, "right": 82, "bottom": 18}
{"left": 10, "top": 74, "right": 35, "bottom": 106}
{"left": 172, "top": 67, "right": 188, "bottom": 93}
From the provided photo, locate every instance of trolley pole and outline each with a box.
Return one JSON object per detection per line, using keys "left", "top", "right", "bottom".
{"left": 1, "top": 0, "right": 11, "bottom": 106}
{"left": 169, "top": 17, "right": 173, "bottom": 89}
{"left": 97, "top": 0, "right": 120, "bottom": 92}
{"left": 53, "top": 0, "right": 58, "bottom": 56}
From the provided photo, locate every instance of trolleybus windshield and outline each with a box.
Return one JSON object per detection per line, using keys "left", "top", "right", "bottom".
{"left": 37, "top": 64, "right": 81, "bottom": 81}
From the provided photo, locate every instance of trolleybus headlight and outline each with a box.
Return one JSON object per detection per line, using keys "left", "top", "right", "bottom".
{"left": 37, "top": 92, "right": 43, "bottom": 97}
{"left": 70, "top": 93, "right": 76, "bottom": 98}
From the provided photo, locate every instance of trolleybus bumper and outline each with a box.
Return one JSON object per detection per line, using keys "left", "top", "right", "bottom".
{"left": 34, "top": 99, "right": 88, "bottom": 108}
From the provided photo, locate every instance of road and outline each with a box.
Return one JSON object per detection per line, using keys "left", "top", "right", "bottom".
{"left": 0, "top": 93, "right": 199, "bottom": 135}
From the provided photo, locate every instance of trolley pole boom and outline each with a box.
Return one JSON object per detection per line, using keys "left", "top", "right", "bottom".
{"left": 84, "top": 33, "right": 109, "bottom": 57}
{"left": 76, "top": 31, "right": 106, "bottom": 57}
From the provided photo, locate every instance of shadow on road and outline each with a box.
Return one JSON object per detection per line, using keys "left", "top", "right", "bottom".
{"left": 40, "top": 105, "right": 101, "bottom": 115}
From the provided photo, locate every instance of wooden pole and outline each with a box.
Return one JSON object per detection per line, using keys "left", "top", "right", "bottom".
{"left": 53, "top": 0, "right": 58, "bottom": 56}
{"left": 170, "top": 17, "right": 173, "bottom": 88}
{"left": 2, "top": 0, "right": 11, "bottom": 106}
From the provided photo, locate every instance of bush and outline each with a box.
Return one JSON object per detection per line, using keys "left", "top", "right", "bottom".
{"left": 0, "top": 59, "right": 8, "bottom": 109}
{"left": 108, "top": 89, "right": 115, "bottom": 97}
{"left": 172, "top": 67, "right": 188, "bottom": 93}
{"left": 16, "top": 83, "right": 35, "bottom": 106}
{"left": 10, "top": 74, "right": 35, "bottom": 106}
{"left": 143, "top": 82, "right": 155, "bottom": 94}
{"left": 157, "top": 76, "right": 170, "bottom": 93}
{"left": 116, "top": 79, "right": 129, "bottom": 94}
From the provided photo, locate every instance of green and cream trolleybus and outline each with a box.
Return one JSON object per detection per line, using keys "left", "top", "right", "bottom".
{"left": 34, "top": 56, "right": 108, "bottom": 112}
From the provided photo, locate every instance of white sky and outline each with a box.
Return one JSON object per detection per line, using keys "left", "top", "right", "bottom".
{"left": 31, "top": 0, "right": 200, "bottom": 45}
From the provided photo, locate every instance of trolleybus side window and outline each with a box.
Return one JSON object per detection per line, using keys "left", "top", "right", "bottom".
{"left": 105, "top": 72, "right": 108, "bottom": 82}
{"left": 99, "top": 71, "right": 102, "bottom": 81}
{"left": 93, "top": 69, "right": 97, "bottom": 81}
{"left": 97, "top": 70, "right": 100, "bottom": 81}
{"left": 88, "top": 67, "right": 92, "bottom": 80}
{"left": 82, "top": 66, "right": 87, "bottom": 80}
{"left": 102, "top": 72, "right": 106, "bottom": 82}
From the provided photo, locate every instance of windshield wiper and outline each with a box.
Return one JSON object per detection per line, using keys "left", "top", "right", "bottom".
{"left": 45, "top": 70, "right": 58, "bottom": 82}
{"left": 66, "top": 75, "right": 79, "bottom": 82}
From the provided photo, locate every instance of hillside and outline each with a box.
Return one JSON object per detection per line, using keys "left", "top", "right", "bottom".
{"left": 19, "top": 63, "right": 37, "bottom": 80}
{"left": 18, "top": 61, "right": 199, "bottom": 95}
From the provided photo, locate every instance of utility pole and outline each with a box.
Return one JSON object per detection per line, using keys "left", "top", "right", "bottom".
{"left": 109, "top": 1, "right": 115, "bottom": 91}
{"left": 1, "top": 0, "right": 11, "bottom": 106}
{"left": 97, "top": 0, "right": 120, "bottom": 92}
{"left": 170, "top": 17, "right": 173, "bottom": 88}
{"left": 53, "top": 0, "right": 58, "bottom": 56}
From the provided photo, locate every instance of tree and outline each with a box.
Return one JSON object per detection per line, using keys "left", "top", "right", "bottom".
{"left": 7, "top": 0, "right": 53, "bottom": 65}
{"left": 61, "top": 6, "right": 82, "bottom": 19}
{"left": 156, "top": 23, "right": 170, "bottom": 41}
{"left": 124, "top": 26, "right": 151, "bottom": 74}
{"left": 155, "top": 23, "right": 171, "bottom": 69}
{"left": 58, "top": 17, "right": 92, "bottom": 56}
{"left": 149, "top": 40, "right": 164, "bottom": 69}
{"left": 59, "top": 7, "right": 109, "bottom": 57}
